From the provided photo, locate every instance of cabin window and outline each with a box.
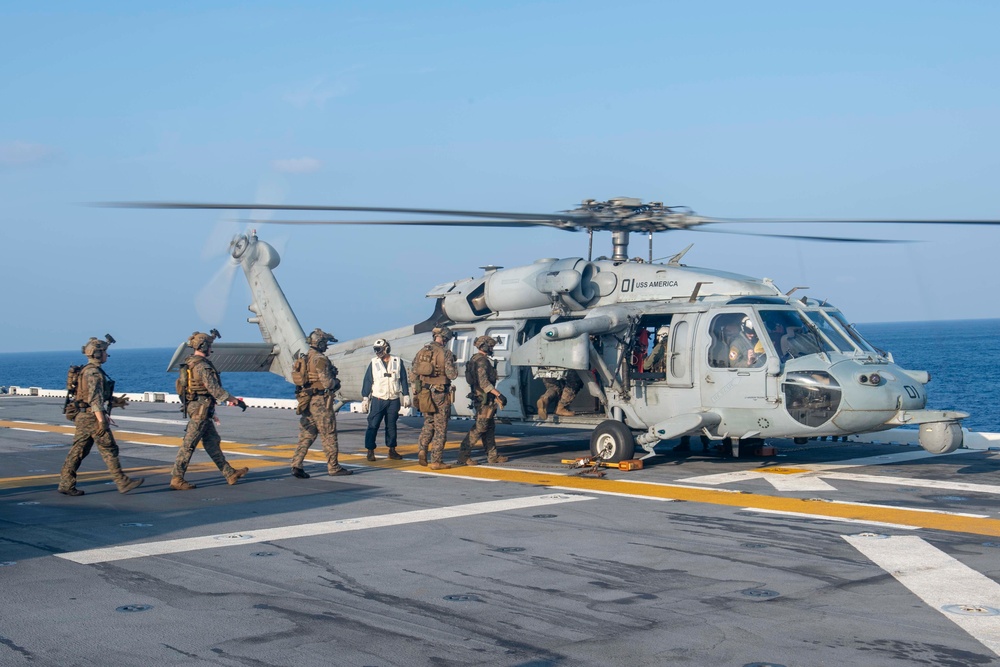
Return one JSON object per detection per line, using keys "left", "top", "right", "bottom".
{"left": 802, "top": 311, "right": 855, "bottom": 353}
{"left": 827, "top": 311, "right": 880, "bottom": 354}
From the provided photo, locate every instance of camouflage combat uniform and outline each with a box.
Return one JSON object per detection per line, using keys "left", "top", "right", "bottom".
{"left": 59, "top": 358, "right": 142, "bottom": 495}
{"left": 292, "top": 349, "right": 348, "bottom": 474}
{"left": 173, "top": 355, "right": 248, "bottom": 484}
{"left": 412, "top": 339, "right": 458, "bottom": 466}
{"left": 457, "top": 348, "right": 507, "bottom": 464}
{"left": 538, "top": 372, "right": 583, "bottom": 418}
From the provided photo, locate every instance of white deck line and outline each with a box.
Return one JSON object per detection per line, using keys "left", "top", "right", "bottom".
{"left": 844, "top": 534, "right": 1000, "bottom": 657}
{"left": 55, "top": 493, "right": 593, "bottom": 564}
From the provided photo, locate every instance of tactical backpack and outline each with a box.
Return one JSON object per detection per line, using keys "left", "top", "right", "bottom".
{"left": 291, "top": 353, "right": 309, "bottom": 388}
{"left": 175, "top": 363, "right": 190, "bottom": 413}
{"left": 412, "top": 345, "right": 438, "bottom": 378}
{"left": 63, "top": 365, "right": 85, "bottom": 421}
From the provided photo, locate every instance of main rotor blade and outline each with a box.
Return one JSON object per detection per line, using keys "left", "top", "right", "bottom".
{"left": 706, "top": 217, "right": 1000, "bottom": 226}
{"left": 686, "top": 228, "right": 913, "bottom": 243}
{"left": 96, "top": 201, "right": 579, "bottom": 223}
{"left": 238, "top": 218, "right": 571, "bottom": 229}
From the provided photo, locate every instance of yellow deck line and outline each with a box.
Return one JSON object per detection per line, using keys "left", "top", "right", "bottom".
{"left": 6, "top": 419, "right": 1000, "bottom": 537}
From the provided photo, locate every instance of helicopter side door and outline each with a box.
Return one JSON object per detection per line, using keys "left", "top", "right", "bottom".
{"left": 700, "top": 311, "right": 778, "bottom": 417}
{"left": 450, "top": 325, "right": 521, "bottom": 419}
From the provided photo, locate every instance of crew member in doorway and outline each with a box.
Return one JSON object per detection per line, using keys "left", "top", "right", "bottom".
{"left": 535, "top": 368, "right": 583, "bottom": 419}
{"left": 646, "top": 326, "right": 671, "bottom": 373}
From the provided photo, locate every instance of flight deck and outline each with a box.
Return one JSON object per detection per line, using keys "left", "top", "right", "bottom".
{"left": 3, "top": 395, "right": 1000, "bottom": 666}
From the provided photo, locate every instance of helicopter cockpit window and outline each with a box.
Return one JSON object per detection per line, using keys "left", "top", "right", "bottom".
{"left": 827, "top": 311, "right": 880, "bottom": 355}
{"left": 802, "top": 311, "right": 854, "bottom": 353}
{"left": 758, "top": 310, "right": 836, "bottom": 361}
{"left": 708, "top": 313, "right": 768, "bottom": 369}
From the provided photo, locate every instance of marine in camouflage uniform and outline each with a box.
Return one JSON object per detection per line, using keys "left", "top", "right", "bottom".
{"left": 171, "top": 331, "right": 249, "bottom": 490}
{"left": 291, "top": 328, "right": 351, "bottom": 478}
{"left": 410, "top": 326, "right": 458, "bottom": 470}
{"left": 58, "top": 337, "right": 144, "bottom": 496}
{"left": 536, "top": 371, "right": 584, "bottom": 419}
{"left": 457, "top": 335, "right": 508, "bottom": 465}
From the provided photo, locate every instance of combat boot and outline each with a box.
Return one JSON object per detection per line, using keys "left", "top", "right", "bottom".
{"left": 58, "top": 486, "right": 85, "bottom": 497}
{"left": 366, "top": 450, "right": 376, "bottom": 462}
{"left": 225, "top": 467, "right": 249, "bottom": 485}
{"left": 170, "top": 477, "right": 196, "bottom": 490}
{"left": 428, "top": 461, "right": 451, "bottom": 470}
{"left": 536, "top": 398, "right": 548, "bottom": 420}
{"left": 487, "top": 453, "right": 509, "bottom": 464}
{"left": 387, "top": 448, "right": 403, "bottom": 460}
{"left": 555, "top": 406, "right": 575, "bottom": 417}
{"left": 117, "top": 477, "right": 144, "bottom": 494}
{"left": 291, "top": 467, "right": 310, "bottom": 479}
{"left": 330, "top": 467, "right": 354, "bottom": 476}
{"left": 418, "top": 449, "right": 428, "bottom": 466}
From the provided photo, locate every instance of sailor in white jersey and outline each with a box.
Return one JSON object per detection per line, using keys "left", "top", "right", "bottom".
{"left": 361, "top": 339, "right": 410, "bottom": 461}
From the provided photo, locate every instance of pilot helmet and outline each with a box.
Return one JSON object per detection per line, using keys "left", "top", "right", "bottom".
{"left": 656, "top": 325, "right": 670, "bottom": 340}
{"left": 307, "top": 328, "right": 337, "bottom": 351}
{"left": 373, "top": 338, "right": 391, "bottom": 355}
{"left": 741, "top": 316, "right": 756, "bottom": 337}
{"left": 432, "top": 326, "right": 454, "bottom": 342}
{"left": 187, "top": 329, "right": 220, "bottom": 353}
{"left": 473, "top": 335, "right": 498, "bottom": 352}
{"left": 82, "top": 337, "right": 110, "bottom": 359}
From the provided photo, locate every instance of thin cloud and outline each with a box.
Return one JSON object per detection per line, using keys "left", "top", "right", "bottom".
{"left": 284, "top": 76, "right": 351, "bottom": 109}
{"left": 273, "top": 157, "right": 323, "bottom": 174}
{"left": 0, "top": 141, "right": 56, "bottom": 168}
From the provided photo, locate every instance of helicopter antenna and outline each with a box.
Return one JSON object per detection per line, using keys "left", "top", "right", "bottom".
{"left": 587, "top": 229, "right": 593, "bottom": 261}
{"left": 784, "top": 286, "right": 809, "bottom": 296}
{"left": 648, "top": 230, "right": 653, "bottom": 263}
{"left": 666, "top": 244, "right": 694, "bottom": 266}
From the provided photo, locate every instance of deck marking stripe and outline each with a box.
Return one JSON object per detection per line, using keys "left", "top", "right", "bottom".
{"left": 844, "top": 534, "right": 1000, "bottom": 657}
{"left": 762, "top": 475, "right": 838, "bottom": 492}
{"left": 824, "top": 472, "right": 1000, "bottom": 496}
{"left": 55, "top": 494, "right": 593, "bottom": 564}
{"left": 747, "top": 508, "right": 917, "bottom": 529}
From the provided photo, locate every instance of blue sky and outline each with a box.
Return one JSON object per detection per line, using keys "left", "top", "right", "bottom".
{"left": 3, "top": 1, "right": 999, "bottom": 353}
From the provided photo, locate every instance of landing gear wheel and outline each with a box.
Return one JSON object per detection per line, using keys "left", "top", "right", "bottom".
{"left": 590, "top": 420, "right": 636, "bottom": 462}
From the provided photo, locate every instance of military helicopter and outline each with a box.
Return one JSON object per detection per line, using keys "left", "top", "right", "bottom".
{"left": 113, "top": 197, "right": 1000, "bottom": 460}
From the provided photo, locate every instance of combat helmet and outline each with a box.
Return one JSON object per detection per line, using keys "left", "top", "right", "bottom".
{"left": 187, "top": 329, "right": 220, "bottom": 353}
{"left": 656, "top": 325, "right": 670, "bottom": 340}
{"left": 373, "top": 338, "right": 391, "bottom": 355}
{"left": 82, "top": 334, "right": 116, "bottom": 359}
{"left": 473, "top": 335, "right": 498, "bottom": 352}
{"left": 307, "top": 328, "right": 337, "bottom": 351}
{"left": 432, "top": 326, "right": 454, "bottom": 342}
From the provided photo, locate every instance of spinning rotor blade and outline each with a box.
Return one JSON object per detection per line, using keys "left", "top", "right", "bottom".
{"left": 686, "top": 228, "right": 912, "bottom": 244}
{"left": 704, "top": 217, "right": 1000, "bottom": 226}
{"left": 238, "top": 218, "right": 559, "bottom": 228}
{"left": 195, "top": 254, "right": 239, "bottom": 326}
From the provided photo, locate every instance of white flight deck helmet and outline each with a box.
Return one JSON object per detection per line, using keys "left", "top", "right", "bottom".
{"left": 741, "top": 316, "right": 756, "bottom": 337}
{"left": 373, "top": 339, "right": 391, "bottom": 355}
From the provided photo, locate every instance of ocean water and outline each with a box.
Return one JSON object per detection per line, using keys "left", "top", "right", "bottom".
{"left": 2, "top": 319, "right": 998, "bottom": 431}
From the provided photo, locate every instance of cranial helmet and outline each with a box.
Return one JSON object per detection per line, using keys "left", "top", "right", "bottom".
{"left": 741, "top": 316, "right": 755, "bottom": 336}
{"left": 656, "top": 325, "right": 670, "bottom": 340}
{"left": 307, "top": 328, "right": 337, "bottom": 350}
{"left": 187, "top": 329, "right": 220, "bottom": 353}
{"left": 82, "top": 334, "right": 115, "bottom": 359}
{"left": 473, "top": 335, "right": 498, "bottom": 351}
{"left": 373, "top": 338, "right": 391, "bottom": 355}
{"left": 432, "top": 326, "right": 454, "bottom": 342}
